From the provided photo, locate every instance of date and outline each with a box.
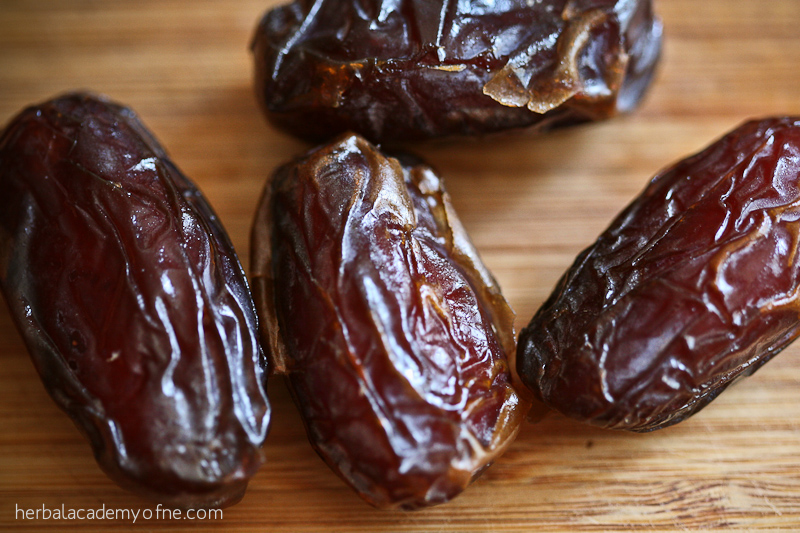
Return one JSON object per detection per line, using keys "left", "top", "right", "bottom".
{"left": 251, "top": 133, "right": 524, "bottom": 509}
{"left": 251, "top": 0, "right": 662, "bottom": 142}
{"left": 0, "top": 93, "right": 271, "bottom": 508}
{"left": 517, "top": 117, "right": 800, "bottom": 432}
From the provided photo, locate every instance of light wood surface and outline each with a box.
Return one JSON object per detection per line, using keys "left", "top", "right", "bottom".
{"left": 3, "top": 1, "right": 800, "bottom": 530}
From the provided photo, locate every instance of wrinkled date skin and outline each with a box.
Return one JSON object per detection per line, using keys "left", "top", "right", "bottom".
{"left": 251, "top": 0, "right": 662, "bottom": 142}
{"left": 251, "top": 133, "right": 525, "bottom": 509}
{"left": 0, "top": 93, "right": 271, "bottom": 508}
{"left": 517, "top": 117, "right": 800, "bottom": 432}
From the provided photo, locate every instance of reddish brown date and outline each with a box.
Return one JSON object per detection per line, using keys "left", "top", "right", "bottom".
{"left": 0, "top": 93, "right": 271, "bottom": 508}
{"left": 251, "top": 133, "right": 524, "bottom": 509}
{"left": 517, "top": 117, "right": 800, "bottom": 432}
{"left": 251, "top": 0, "right": 662, "bottom": 142}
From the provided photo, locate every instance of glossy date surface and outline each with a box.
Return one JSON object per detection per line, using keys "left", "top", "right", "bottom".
{"left": 251, "top": 133, "right": 524, "bottom": 509}
{"left": 517, "top": 117, "right": 800, "bottom": 432}
{"left": 0, "top": 93, "right": 271, "bottom": 508}
{"left": 252, "top": 0, "right": 662, "bottom": 142}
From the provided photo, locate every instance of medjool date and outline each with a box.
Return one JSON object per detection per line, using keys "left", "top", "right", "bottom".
{"left": 251, "top": 133, "right": 524, "bottom": 509}
{"left": 251, "top": 0, "right": 662, "bottom": 142}
{"left": 517, "top": 117, "right": 800, "bottom": 432}
{"left": 0, "top": 93, "right": 270, "bottom": 508}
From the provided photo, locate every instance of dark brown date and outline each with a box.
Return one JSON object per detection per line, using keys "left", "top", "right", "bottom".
{"left": 251, "top": 0, "right": 662, "bottom": 143}
{"left": 0, "top": 93, "right": 271, "bottom": 508}
{"left": 251, "top": 133, "right": 524, "bottom": 509}
{"left": 517, "top": 117, "right": 800, "bottom": 432}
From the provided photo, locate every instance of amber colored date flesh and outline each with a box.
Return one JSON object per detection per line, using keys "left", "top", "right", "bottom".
{"left": 251, "top": 133, "right": 525, "bottom": 509}
{"left": 251, "top": 0, "right": 662, "bottom": 142}
{"left": 0, "top": 93, "right": 271, "bottom": 508}
{"left": 517, "top": 117, "right": 800, "bottom": 432}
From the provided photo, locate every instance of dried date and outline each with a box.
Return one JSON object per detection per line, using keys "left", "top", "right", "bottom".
{"left": 251, "top": 0, "right": 662, "bottom": 142}
{"left": 0, "top": 93, "right": 271, "bottom": 508}
{"left": 251, "top": 133, "right": 524, "bottom": 509}
{"left": 517, "top": 117, "right": 800, "bottom": 432}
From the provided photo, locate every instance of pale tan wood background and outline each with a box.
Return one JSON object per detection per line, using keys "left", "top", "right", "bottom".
{"left": 2, "top": 0, "right": 800, "bottom": 530}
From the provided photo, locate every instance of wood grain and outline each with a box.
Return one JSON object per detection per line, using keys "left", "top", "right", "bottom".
{"left": 2, "top": 0, "right": 800, "bottom": 530}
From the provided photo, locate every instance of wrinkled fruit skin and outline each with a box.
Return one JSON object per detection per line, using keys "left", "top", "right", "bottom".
{"left": 0, "top": 93, "right": 271, "bottom": 508}
{"left": 251, "top": 133, "right": 524, "bottom": 509}
{"left": 517, "top": 117, "right": 800, "bottom": 432}
{"left": 251, "top": 0, "right": 662, "bottom": 143}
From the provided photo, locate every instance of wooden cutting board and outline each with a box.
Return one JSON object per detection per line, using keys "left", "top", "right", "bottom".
{"left": 2, "top": 1, "right": 800, "bottom": 530}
